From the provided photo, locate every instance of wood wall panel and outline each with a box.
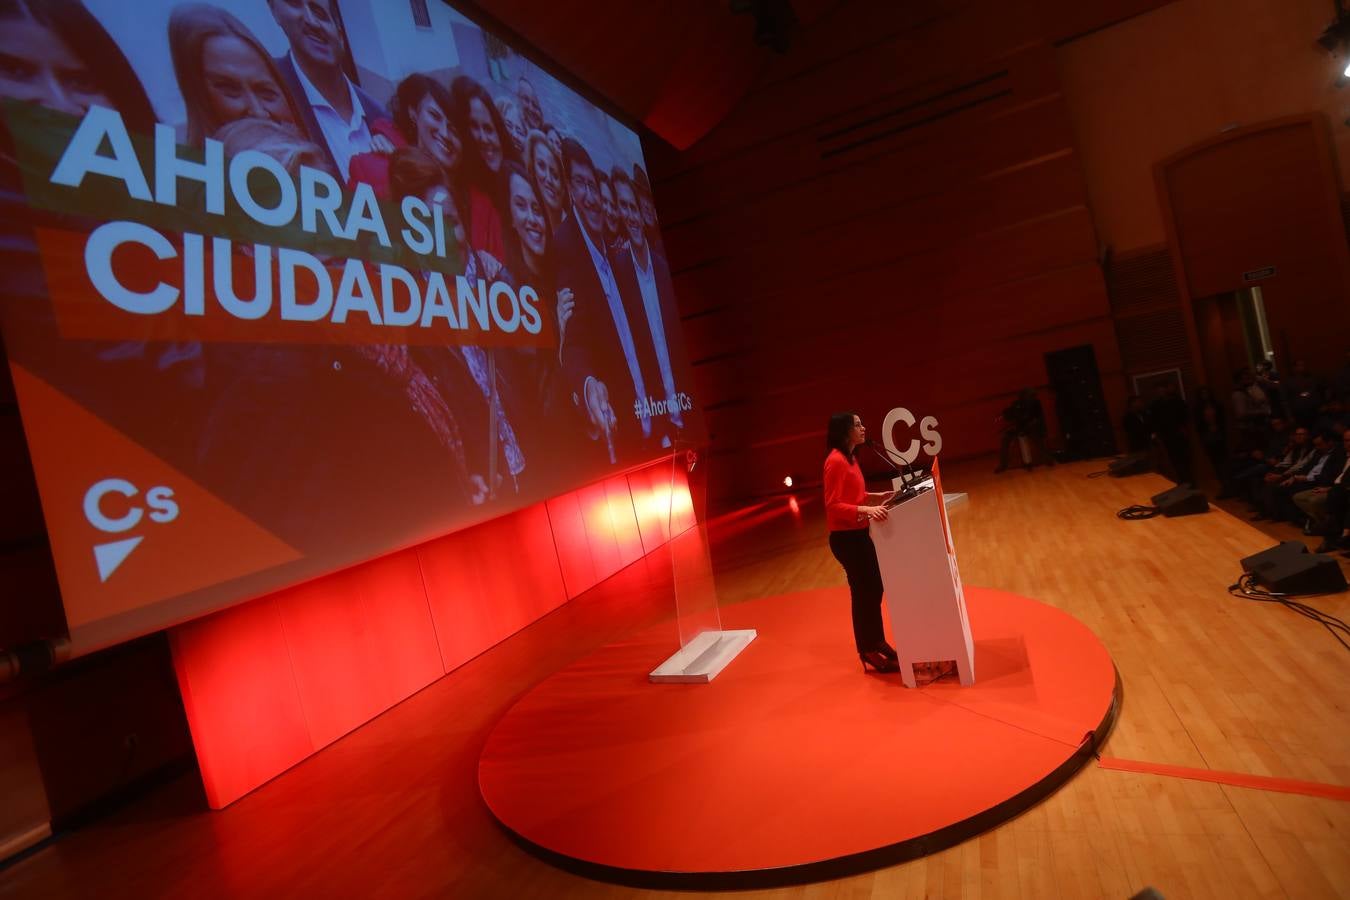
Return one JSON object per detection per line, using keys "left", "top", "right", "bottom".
{"left": 664, "top": 101, "right": 1074, "bottom": 255}
{"left": 729, "top": 209, "right": 1102, "bottom": 353}
{"left": 664, "top": 148, "right": 1086, "bottom": 275}
{"left": 658, "top": 58, "right": 1068, "bottom": 229}
{"left": 650, "top": 1, "right": 1125, "bottom": 500}
{"left": 1157, "top": 117, "right": 1350, "bottom": 380}
{"left": 660, "top": 7, "right": 1054, "bottom": 175}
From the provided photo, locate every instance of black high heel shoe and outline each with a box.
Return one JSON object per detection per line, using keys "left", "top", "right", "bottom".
{"left": 878, "top": 642, "right": 899, "bottom": 663}
{"left": 859, "top": 649, "right": 899, "bottom": 673}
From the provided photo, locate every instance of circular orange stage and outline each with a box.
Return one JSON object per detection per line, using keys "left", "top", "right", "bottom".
{"left": 478, "top": 586, "right": 1118, "bottom": 889}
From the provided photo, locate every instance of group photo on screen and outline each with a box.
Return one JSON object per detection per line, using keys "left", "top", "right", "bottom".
{"left": 0, "top": 0, "right": 700, "bottom": 583}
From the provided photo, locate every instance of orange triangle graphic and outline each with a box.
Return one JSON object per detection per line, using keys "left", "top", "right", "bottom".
{"left": 10, "top": 362, "right": 302, "bottom": 631}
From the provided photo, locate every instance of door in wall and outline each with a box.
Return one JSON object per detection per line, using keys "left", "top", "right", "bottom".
{"left": 1044, "top": 344, "right": 1117, "bottom": 459}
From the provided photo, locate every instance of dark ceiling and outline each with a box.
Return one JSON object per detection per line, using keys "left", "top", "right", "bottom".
{"left": 467, "top": 0, "right": 842, "bottom": 149}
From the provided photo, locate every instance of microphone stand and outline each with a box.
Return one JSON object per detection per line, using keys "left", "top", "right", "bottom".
{"left": 861, "top": 440, "right": 918, "bottom": 502}
{"left": 864, "top": 439, "right": 928, "bottom": 496}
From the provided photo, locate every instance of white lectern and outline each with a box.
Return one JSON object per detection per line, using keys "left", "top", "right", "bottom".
{"left": 869, "top": 467, "right": 975, "bottom": 688}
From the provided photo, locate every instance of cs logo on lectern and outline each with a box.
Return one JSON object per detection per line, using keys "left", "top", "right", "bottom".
{"left": 83, "top": 478, "right": 180, "bottom": 581}
{"left": 882, "top": 407, "right": 942, "bottom": 490}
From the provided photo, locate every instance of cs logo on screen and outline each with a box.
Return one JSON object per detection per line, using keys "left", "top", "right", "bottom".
{"left": 83, "top": 478, "right": 180, "bottom": 582}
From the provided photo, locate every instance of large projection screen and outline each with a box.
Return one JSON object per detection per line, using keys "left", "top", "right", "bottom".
{"left": 0, "top": 0, "right": 703, "bottom": 653}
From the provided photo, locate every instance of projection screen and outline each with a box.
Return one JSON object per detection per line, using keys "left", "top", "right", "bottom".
{"left": 0, "top": 0, "right": 702, "bottom": 652}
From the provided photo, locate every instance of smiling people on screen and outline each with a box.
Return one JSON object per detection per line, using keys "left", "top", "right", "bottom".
{"left": 346, "top": 73, "right": 461, "bottom": 200}
{"left": 266, "top": 0, "right": 389, "bottom": 181}
{"left": 544, "top": 123, "right": 564, "bottom": 163}
{"left": 526, "top": 129, "right": 568, "bottom": 235}
{"left": 500, "top": 161, "right": 579, "bottom": 453}
{"left": 555, "top": 138, "right": 687, "bottom": 461}
{"left": 595, "top": 170, "right": 624, "bottom": 254}
{"left": 495, "top": 95, "right": 527, "bottom": 159}
{"left": 632, "top": 163, "right": 665, "bottom": 258}
{"left": 612, "top": 169, "right": 687, "bottom": 434}
{"left": 451, "top": 74, "right": 516, "bottom": 262}
{"left": 389, "top": 147, "right": 529, "bottom": 504}
{"left": 169, "top": 3, "right": 305, "bottom": 147}
{"left": 515, "top": 74, "right": 543, "bottom": 134}
{"left": 0, "top": 0, "right": 156, "bottom": 132}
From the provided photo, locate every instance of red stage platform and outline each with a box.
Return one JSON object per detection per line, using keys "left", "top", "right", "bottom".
{"left": 478, "top": 586, "right": 1118, "bottom": 888}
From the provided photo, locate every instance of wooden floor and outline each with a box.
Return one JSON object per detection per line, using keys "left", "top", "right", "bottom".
{"left": 3, "top": 460, "right": 1349, "bottom": 899}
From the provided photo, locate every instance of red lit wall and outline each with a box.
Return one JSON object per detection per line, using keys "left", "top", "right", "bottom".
{"left": 643, "top": 7, "right": 1174, "bottom": 501}
{"left": 170, "top": 460, "right": 692, "bottom": 809}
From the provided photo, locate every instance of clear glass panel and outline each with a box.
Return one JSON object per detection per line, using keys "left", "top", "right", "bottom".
{"left": 667, "top": 439, "right": 722, "bottom": 648}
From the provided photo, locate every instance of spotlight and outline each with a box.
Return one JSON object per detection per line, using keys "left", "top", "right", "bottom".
{"left": 782, "top": 475, "right": 794, "bottom": 488}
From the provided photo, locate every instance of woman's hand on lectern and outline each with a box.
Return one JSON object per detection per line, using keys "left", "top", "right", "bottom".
{"left": 860, "top": 505, "right": 889, "bottom": 522}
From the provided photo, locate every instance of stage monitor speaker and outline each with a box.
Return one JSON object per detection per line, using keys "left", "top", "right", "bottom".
{"left": 1250, "top": 552, "right": 1347, "bottom": 594}
{"left": 1149, "top": 485, "right": 1208, "bottom": 517}
{"left": 1108, "top": 453, "right": 1150, "bottom": 477}
{"left": 1240, "top": 541, "right": 1307, "bottom": 574}
{"left": 1241, "top": 541, "right": 1347, "bottom": 593}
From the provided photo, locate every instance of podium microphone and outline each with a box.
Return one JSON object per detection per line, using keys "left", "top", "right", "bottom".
{"left": 863, "top": 440, "right": 919, "bottom": 496}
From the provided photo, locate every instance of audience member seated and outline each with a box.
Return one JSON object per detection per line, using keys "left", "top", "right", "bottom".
{"left": 1296, "top": 428, "right": 1350, "bottom": 538}
{"left": 1252, "top": 428, "right": 1326, "bottom": 522}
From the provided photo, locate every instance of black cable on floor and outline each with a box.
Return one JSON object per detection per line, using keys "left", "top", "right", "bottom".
{"left": 1228, "top": 573, "right": 1350, "bottom": 652}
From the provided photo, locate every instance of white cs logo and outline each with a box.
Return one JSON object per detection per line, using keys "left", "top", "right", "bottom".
{"left": 882, "top": 407, "right": 942, "bottom": 490}
{"left": 83, "top": 478, "right": 179, "bottom": 581}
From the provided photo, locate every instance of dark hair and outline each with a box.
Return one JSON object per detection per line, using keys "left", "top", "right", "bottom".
{"left": 450, "top": 75, "right": 518, "bottom": 181}
{"left": 1, "top": 0, "right": 157, "bottom": 135}
{"left": 391, "top": 73, "right": 455, "bottom": 148}
{"left": 560, "top": 136, "right": 595, "bottom": 183}
{"left": 825, "top": 412, "right": 858, "bottom": 460}
{"left": 525, "top": 128, "right": 567, "bottom": 215}
{"left": 632, "top": 163, "right": 653, "bottom": 197}
{"left": 170, "top": 3, "right": 303, "bottom": 147}
{"left": 610, "top": 168, "right": 636, "bottom": 199}
{"left": 502, "top": 159, "right": 552, "bottom": 281}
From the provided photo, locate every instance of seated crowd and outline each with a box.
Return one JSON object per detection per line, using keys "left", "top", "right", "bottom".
{"left": 1123, "top": 355, "right": 1350, "bottom": 552}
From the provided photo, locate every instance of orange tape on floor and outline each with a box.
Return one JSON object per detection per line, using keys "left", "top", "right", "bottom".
{"left": 1097, "top": 757, "right": 1350, "bottom": 801}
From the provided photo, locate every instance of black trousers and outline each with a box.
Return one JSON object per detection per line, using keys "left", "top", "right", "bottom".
{"left": 828, "top": 528, "right": 887, "bottom": 652}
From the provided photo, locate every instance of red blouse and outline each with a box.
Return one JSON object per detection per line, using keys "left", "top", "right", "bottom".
{"left": 824, "top": 448, "right": 867, "bottom": 531}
